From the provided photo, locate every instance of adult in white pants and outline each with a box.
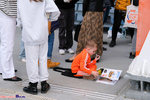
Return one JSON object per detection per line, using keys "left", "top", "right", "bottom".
{"left": 0, "top": 11, "right": 22, "bottom": 81}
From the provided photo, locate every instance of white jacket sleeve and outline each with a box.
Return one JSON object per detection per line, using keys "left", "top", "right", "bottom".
{"left": 16, "top": 8, "right": 22, "bottom": 27}
{"left": 45, "top": 0, "right": 60, "bottom": 21}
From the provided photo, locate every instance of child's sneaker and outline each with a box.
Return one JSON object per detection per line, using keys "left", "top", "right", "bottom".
{"left": 83, "top": 75, "right": 95, "bottom": 80}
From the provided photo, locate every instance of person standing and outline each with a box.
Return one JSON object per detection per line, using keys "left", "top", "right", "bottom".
{"left": 109, "top": 0, "right": 134, "bottom": 47}
{"left": 55, "top": 0, "right": 78, "bottom": 55}
{"left": 129, "top": 0, "right": 139, "bottom": 59}
{"left": 17, "top": 0, "right": 60, "bottom": 94}
{"left": 0, "top": 0, "right": 22, "bottom": 81}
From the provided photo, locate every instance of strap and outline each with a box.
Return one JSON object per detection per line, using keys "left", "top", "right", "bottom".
{"left": 131, "top": 0, "right": 133, "bottom": 5}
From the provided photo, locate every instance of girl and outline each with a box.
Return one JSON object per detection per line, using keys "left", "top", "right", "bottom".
{"left": 17, "top": 0, "right": 60, "bottom": 94}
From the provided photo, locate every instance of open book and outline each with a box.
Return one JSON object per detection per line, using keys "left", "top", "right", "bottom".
{"left": 96, "top": 67, "right": 122, "bottom": 85}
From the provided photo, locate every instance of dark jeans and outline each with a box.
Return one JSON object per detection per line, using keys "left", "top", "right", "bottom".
{"left": 58, "top": 8, "right": 75, "bottom": 49}
{"left": 103, "top": 6, "right": 111, "bottom": 24}
{"left": 112, "top": 9, "right": 134, "bottom": 41}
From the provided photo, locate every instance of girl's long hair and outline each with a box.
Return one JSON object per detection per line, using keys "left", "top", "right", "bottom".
{"left": 30, "top": 0, "right": 43, "bottom": 2}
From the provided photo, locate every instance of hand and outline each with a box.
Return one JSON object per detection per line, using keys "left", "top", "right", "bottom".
{"left": 103, "top": 8, "right": 106, "bottom": 11}
{"left": 91, "top": 71, "right": 99, "bottom": 78}
{"left": 95, "top": 55, "right": 100, "bottom": 61}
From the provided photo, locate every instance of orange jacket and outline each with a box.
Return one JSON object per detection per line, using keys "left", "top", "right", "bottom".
{"left": 71, "top": 49, "right": 97, "bottom": 75}
{"left": 114, "top": 0, "right": 131, "bottom": 10}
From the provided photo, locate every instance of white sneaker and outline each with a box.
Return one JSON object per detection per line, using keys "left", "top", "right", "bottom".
{"left": 21, "top": 58, "right": 26, "bottom": 63}
{"left": 59, "top": 49, "right": 65, "bottom": 55}
{"left": 66, "top": 48, "right": 74, "bottom": 54}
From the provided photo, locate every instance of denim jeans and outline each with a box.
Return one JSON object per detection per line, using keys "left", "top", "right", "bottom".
{"left": 19, "top": 37, "right": 26, "bottom": 60}
{"left": 47, "top": 31, "right": 54, "bottom": 59}
{"left": 103, "top": 6, "right": 111, "bottom": 24}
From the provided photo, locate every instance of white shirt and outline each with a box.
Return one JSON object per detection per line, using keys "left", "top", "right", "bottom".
{"left": 17, "top": 0, "right": 60, "bottom": 45}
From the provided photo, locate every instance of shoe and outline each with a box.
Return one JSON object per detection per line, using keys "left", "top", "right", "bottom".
{"left": 59, "top": 49, "right": 65, "bottom": 55}
{"left": 41, "top": 81, "right": 50, "bottom": 93}
{"left": 21, "top": 58, "right": 26, "bottom": 63}
{"left": 66, "top": 48, "right": 74, "bottom": 54}
{"left": 103, "top": 41, "right": 108, "bottom": 44}
{"left": 129, "top": 52, "right": 135, "bottom": 59}
{"left": 0, "top": 69, "right": 17, "bottom": 75}
{"left": 103, "top": 47, "right": 107, "bottom": 51}
{"left": 109, "top": 41, "right": 116, "bottom": 47}
{"left": 47, "top": 59, "right": 60, "bottom": 68}
{"left": 4, "top": 76, "right": 22, "bottom": 81}
{"left": 83, "top": 75, "right": 95, "bottom": 80}
{"left": 65, "top": 59, "right": 73, "bottom": 63}
{"left": 23, "top": 82, "right": 38, "bottom": 95}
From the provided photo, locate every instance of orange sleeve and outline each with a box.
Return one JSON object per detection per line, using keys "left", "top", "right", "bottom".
{"left": 87, "top": 59, "right": 97, "bottom": 66}
{"left": 48, "top": 21, "right": 51, "bottom": 35}
{"left": 80, "top": 52, "right": 93, "bottom": 75}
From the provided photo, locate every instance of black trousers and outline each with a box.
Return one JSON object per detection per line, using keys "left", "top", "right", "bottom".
{"left": 112, "top": 9, "right": 134, "bottom": 41}
{"left": 58, "top": 8, "right": 75, "bottom": 49}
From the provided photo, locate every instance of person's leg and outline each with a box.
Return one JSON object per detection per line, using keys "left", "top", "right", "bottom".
{"left": 58, "top": 9, "right": 67, "bottom": 54}
{"left": 39, "top": 41, "right": 49, "bottom": 82}
{"left": 109, "top": 9, "right": 122, "bottom": 47}
{"left": 65, "top": 8, "right": 74, "bottom": 53}
{"left": 103, "top": 6, "right": 111, "bottom": 50}
{"left": 128, "top": 28, "right": 134, "bottom": 40}
{"left": 19, "top": 36, "right": 26, "bottom": 62}
{"left": 25, "top": 44, "right": 39, "bottom": 83}
{"left": 39, "top": 41, "right": 50, "bottom": 93}
{"left": 103, "top": 6, "right": 111, "bottom": 24}
{"left": 76, "top": 70, "right": 95, "bottom": 80}
{"left": 132, "top": 29, "right": 137, "bottom": 53}
{"left": 82, "top": 64, "right": 97, "bottom": 80}
{"left": 65, "top": 53, "right": 77, "bottom": 62}
{"left": 47, "top": 31, "right": 54, "bottom": 59}
{"left": 47, "top": 31, "right": 60, "bottom": 68}
{"left": 129, "top": 29, "right": 137, "bottom": 59}
{"left": 0, "top": 12, "right": 16, "bottom": 79}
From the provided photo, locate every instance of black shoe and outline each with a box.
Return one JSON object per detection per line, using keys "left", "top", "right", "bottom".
{"left": 103, "top": 41, "right": 108, "bottom": 44}
{"left": 109, "top": 41, "right": 116, "bottom": 47}
{"left": 4, "top": 76, "right": 22, "bottom": 81}
{"left": 41, "top": 81, "right": 50, "bottom": 93}
{"left": 23, "top": 82, "right": 38, "bottom": 95}
{"left": 129, "top": 52, "right": 135, "bottom": 59}
{"left": 0, "top": 69, "right": 17, "bottom": 75}
{"left": 65, "top": 59, "right": 73, "bottom": 63}
{"left": 103, "top": 47, "right": 107, "bottom": 51}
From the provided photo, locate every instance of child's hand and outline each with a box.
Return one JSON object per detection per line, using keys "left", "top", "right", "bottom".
{"left": 91, "top": 71, "right": 99, "bottom": 78}
{"left": 95, "top": 55, "right": 100, "bottom": 61}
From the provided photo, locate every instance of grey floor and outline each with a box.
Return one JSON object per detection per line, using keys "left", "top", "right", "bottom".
{"left": 0, "top": 28, "right": 139, "bottom": 100}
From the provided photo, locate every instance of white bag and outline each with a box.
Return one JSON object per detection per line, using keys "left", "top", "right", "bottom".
{"left": 123, "top": 0, "right": 138, "bottom": 28}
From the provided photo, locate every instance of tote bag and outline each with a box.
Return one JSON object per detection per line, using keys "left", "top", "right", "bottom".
{"left": 123, "top": 0, "right": 138, "bottom": 28}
